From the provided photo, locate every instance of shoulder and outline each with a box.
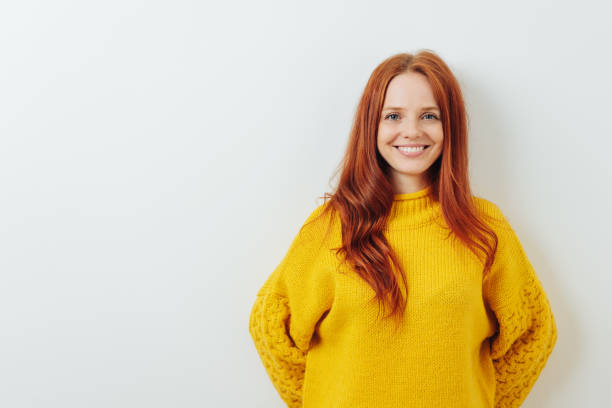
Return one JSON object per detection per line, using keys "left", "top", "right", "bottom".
{"left": 472, "top": 195, "right": 532, "bottom": 281}
{"left": 299, "top": 200, "right": 338, "bottom": 239}
{"left": 471, "top": 195, "right": 513, "bottom": 231}
{"left": 305, "top": 201, "right": 330, "bottom": 223}
{"left": 261, "top": 201, "right": 338, "bottom": 298}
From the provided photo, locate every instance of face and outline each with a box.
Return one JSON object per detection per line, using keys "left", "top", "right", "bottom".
{"left": 377, "top": 71, "right": 444, "bottom": 194}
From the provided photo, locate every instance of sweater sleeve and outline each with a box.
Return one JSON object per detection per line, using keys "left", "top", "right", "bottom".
{"left": 248, "top": 204, "right": 335, "bottom": 408}
{"left": 482, "top": 211, "right": 558, "bottom": 408}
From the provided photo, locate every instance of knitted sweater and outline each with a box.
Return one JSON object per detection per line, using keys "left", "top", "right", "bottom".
{"left": 248, "top": 185, "right": 557, "bottom": 408}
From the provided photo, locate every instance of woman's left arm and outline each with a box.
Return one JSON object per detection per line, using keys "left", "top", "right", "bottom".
{"left": 483, "top": 215, "right": 558, "bottom": 408}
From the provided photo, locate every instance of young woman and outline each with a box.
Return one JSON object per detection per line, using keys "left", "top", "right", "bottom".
{"left": 248, "top": 50, "right": 557, "bottom": 408}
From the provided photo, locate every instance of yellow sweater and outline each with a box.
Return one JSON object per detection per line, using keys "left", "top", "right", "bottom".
{"left": 248, "top": 185, "right": 557, "bottom": 408}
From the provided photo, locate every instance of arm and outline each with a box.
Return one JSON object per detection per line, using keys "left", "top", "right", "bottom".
{"left": 249, "top": 291, "right": 307, "bottom": 408}
{"left": 248, "top": 204, "right": 335, "bottom": 407}
{"left": 483, "top": 215, "right": 558, "bottom": 408}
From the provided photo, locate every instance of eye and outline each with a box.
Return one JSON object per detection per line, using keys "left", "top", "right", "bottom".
{"left": 384, "top": 113, "right": 400, "bottom": 121}
{"left": 383, "top": 112, "right": 439, "bottom": 121}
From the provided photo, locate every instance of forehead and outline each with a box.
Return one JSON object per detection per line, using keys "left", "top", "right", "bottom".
{"left": 383, "top": 72, "right": 439, "bottom": 110}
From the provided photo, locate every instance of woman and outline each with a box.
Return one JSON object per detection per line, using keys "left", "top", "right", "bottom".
{"left": 248, "top": 50, "right": 557, "bottom": 408}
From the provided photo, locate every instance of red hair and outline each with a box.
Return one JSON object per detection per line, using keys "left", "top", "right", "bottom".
{"left": 304, "top": 49, "right": 498, "bottom": 327}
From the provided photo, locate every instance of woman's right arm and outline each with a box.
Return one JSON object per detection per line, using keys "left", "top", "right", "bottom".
{"left": 248, "top": 204, "right": 335, "bottom": 407}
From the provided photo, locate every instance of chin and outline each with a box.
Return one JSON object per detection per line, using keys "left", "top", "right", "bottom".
{"left": 392, "top": 166, "right": 428, "bottom": 175}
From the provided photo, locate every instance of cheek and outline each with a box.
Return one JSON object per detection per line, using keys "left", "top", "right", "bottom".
{"left": 376, "top": 129, "right": 385, "bottom": 147}
{"left": 434, "top": 125, "right": 444, "bottom": 142}
{"left": 377, "top": 127, "right": 392, "bottom": 144}
{"left": 430, "top": 143, "right": 444, "bottom": 160}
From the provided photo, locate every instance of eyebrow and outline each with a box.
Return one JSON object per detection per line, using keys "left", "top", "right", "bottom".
{"left": 382, "top": 106, "right": 440, "bottom": 112}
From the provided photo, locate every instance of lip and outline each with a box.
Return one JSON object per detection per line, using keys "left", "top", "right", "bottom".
{"left": 395, "top": 145, "right": 429, "bottom": 158}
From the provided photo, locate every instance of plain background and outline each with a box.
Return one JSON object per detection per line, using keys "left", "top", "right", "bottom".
{"left": 1, "top": 0, "right": 611, "bottom": 407}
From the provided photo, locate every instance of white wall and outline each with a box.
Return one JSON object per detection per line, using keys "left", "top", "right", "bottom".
{"left": 0, "top": 0, "right": 610, "bottom": 407}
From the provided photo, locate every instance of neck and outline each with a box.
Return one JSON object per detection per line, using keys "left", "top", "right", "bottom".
{"left": 388, "top": 184, "right": 440, "bottom": 228}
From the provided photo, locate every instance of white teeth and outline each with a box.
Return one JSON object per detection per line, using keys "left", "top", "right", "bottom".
{"left": 397, "top": 146, "right": 425, "bottom": 152}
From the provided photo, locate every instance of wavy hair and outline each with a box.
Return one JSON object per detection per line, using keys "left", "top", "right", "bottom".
{"left": 304, "top": 49, "right": 498, "bottom": 328}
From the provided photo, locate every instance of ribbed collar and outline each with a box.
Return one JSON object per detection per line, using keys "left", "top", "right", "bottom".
{"left": 387, "top": 184, "right": 441, "bottom": 229}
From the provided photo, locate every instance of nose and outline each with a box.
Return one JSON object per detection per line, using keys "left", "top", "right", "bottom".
{"left": 400, "top": 117, "right": 423, "bottom": 139}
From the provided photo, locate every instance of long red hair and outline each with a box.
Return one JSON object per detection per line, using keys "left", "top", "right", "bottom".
{"left": 304, "top": 49, "right": 498, "bottom": 327}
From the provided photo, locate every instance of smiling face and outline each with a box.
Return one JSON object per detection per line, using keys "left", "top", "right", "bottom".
{"left": 377, "top": 71, "right": 444, "bottom": 194}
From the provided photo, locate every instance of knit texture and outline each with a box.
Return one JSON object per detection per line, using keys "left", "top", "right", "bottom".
{"left": 248, "top": 185, "right": 557, "bottom": 408}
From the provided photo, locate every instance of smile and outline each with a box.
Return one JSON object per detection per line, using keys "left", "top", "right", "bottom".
{"left": 395, "top": 145, "right": 429, "bottom": 157}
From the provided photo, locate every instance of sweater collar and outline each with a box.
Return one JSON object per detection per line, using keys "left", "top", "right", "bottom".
{"left": 387, "top": 184, "right": 441, "bottom": 228}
